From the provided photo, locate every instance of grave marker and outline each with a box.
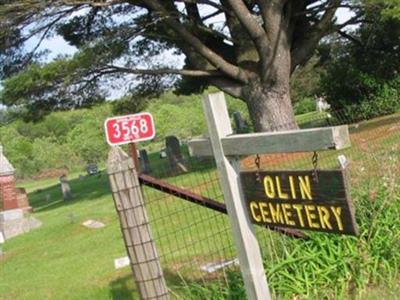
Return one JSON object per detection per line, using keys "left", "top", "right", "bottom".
{"left": 0, "top": 146, "right": 32, "bottom": 212}
{"left": 166, "top": 136, "right": 188, "bottom": 173}
{"left": 59, "top": 175, "right": 72, "bottom": 201}
{"left": 188, "top": 92, "right": 353, "bottom": 300}
{"left": 233, "top": 111, "right": 248, "bottom": 133}
{"left": 139, "top": 149, "right": 151, "bottom": 174}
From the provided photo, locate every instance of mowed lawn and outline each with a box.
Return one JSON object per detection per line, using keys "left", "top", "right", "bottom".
{"left": 0, "top": 174, "right": 139, "bottom": 300}
{"left": 1, "top": 111, "right": 400, "bottom": 299}
{"left": 0, "top": 166, "right": 232, "bottom": 299}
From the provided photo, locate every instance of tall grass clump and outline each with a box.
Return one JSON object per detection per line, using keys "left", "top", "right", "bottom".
{"left": 176, "top": 151, "right": 400, "bottom": 299}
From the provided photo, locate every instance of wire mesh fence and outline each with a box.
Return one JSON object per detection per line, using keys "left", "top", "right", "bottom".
{"left": 138, "top": 110, "right": 400, "bottom": 299}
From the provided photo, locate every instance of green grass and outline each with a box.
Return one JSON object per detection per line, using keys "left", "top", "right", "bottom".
{"left": 1, "top": 112, "right": 400, "bottom": 299}
{"left": 1, "top": 174, "right": 139, "bottom": 300}
{"left": 16, "top": 170, "right": 88, "bottom": 193}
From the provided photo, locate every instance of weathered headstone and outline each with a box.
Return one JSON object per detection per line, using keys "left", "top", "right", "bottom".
{"left": 139, "top": 149, "right": 151, "bottom": 174}
{"left": 159, "top": 149, "right": 167, "bottom": 159}
{"left": 0, "top": 208, "right": 42, "bottom": 240}
{"left": 45, "top": 194, "right": 51, "bottom": 202}
{"left": 114, "top": 256, "right": 130, "bottom": 269}
{"left": 82, "top": 219, "right": 105, "bottom": 229}
{"left": 165, "top": 136, "right": 188, "bottom": 173}
{"left": 316, "top": 96, "right": 331, "bottom": 112}
{"left": 59, "top": 175, "right": 72, "bottom": 201}
{"left": 0, "top": 145, "right": 18, "bottom": 211}
{"left": 0, "top": 145, "right": 31, "bottom": 212}
{"left": 0, "top": 208, "right": 20, "bottom": 240}
{"left": 0, "top": 232, "right": 3, "bottom": 257}
{"left": 16, "top": 188, "right": 32, "bottom": 212}
{"left": 0, "top": 148, "right": 40, "bottom": 240}
{"left": 233, "top": 111, "right": 248, "bottom": 133}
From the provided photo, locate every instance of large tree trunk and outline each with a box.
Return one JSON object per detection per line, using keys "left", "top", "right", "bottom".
{"left": 242, "top": 79, "right": 298, "bottom": 132}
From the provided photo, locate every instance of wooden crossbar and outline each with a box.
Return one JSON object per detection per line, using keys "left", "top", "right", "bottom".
{"left": 188, "top": 125, "right": 350, "bottom": 157}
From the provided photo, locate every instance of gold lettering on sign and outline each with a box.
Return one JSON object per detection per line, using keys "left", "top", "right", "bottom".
{"left": 331, "top": 206, "right": 344, "bottom": 231}
{"left": 259, "top": 202, "right": 272, "bottom": 223}
{"left": 263, "top": 176, "right": 275, "bottom": 198}
{"left": 269, "top": 203, "right": 284, "bottom": 224}
{"left": 282, "top": 203, "right": 295, "bottom": 226}
{"left": 249, "top": 201, "right": 261, "bottom": 222}
{"left": 317, "top": 206, "right": 333, "bottom": 230}
{"left": 305, "top": 205, "right": 320, "bottom": 228}
{"left": 292, "top": 204, "right": 305, "bottom": 227}
{"left": 299, "top": 176, "right": 312, "bottom": 200}
{"left": 288, "top": 176, "right": 297, "bottom": 199}
{"left": 275, "top": 176, "right": 289, "bottom": 199}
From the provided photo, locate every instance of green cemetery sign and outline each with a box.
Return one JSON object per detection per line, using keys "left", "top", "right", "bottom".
{"left": 241, "top": 170, "right": 358, "bottom": 235}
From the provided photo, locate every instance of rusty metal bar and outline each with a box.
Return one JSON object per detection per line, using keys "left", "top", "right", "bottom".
{"left": 138, "top": 173, "right": 306, "bottom": 239}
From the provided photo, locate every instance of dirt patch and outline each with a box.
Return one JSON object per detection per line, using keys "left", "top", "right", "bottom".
{"left": 36, "top": 167, "right": 69, "bottom": 179}
{"left": 241, "top": 152, "right": 308, "bottom": 170}
{"left": 241, "top": 114, "right": 400, "bottom": 171}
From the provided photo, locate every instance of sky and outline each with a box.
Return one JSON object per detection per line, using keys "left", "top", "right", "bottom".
{"left": 21, "top": 6, "right": 356, "bottom": 99}
{"left": 27, "top": 6, "right": 356, "bottom": 62}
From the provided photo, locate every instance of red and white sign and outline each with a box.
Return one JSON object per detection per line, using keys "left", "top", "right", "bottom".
{"left": 104, "top": 113, "right": 155, "bottom": 146}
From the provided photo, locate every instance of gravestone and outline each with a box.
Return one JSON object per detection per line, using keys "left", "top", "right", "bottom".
{"left": 45, "top": 194, "right": 51, "bottom": 202}
{"left": 233, "top": 111, "right": 248, "bottom": 133}
{"left": 0, "top": 145, "right": 17, "bottom": 211}
{"left": 0, "top": 232, "right": 3, "bottom": 257}
{"left": 16, "top": 188, "right": 31, "bottom": 212}
{"left": 114, "top": 256, "right": 130, "bottom": 269}
{"left": 82, "top": 219, "right": 105, "bottom": 229}
{"left": 165, "top": 136, "right": 188, "bottom": 173}
{"left": 59, "top": 175, "right": 72, "bottom": 201}
{"left": 139, "top": 149, "right": 151, "bottom": 174}
{"left": 0, "top": 145, "right": 31, "bottom": 212}
{"left": 0, "top": 208, "right": 42, "bottom": 240}
{"left": 316, "top": 96, "right": 331, "bottom": 112}
{"left": 159, "top": 149, "right": 167, "bottom": 159}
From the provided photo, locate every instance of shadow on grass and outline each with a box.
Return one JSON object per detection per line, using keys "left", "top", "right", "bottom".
{"left": 109, "top": 274, "right": 138, "bottom": 300}
{"left": 163, "top": 267, "right": 246, "bottom": 299}
{"left": 107, "top": 267, "right": 244, "bottom": 299}
{"left": 146, "top": 144, "right": 216, "bottom": 179}
{"left": 28, "top": 172, "right": 112, "bottom": 213}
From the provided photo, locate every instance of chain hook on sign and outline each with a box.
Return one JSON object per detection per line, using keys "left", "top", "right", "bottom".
{"left": 255, "top": 154, "right": 261, "bottom": 182}
{"left": 312, "top": 151, "right": 319, "bottom": 183}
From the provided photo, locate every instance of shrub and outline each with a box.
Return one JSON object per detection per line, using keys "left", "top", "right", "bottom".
{"left": 334, "top": 78, "right": 400, "bottom": 121}
{"left": 293, "top": 97, "right": 316, "bottom": 115}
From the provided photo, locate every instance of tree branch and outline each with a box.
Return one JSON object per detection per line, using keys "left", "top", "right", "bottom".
{"left": 224, "top": 0, "right": 272, "bottom": 79}
{"left": 226, "top": 0, "right": 270, "bottom": 63}
{"left": 210, "top": 77, "right": 243, "bottom": 99}
{"left": 175, "top": 0, "right": 231, "bottom": 15}
{"left": 291, "top": 0, "right": 341, "bottom": 70}
{"left": 337, "top": 30, "right": 362, "bottom": 46}
{"left": 145, "top": 0, "right": 250, "bottom": 83}
{"left": 105, "top": 65, "right": 222, "bottom": 76}
{"left": 58, "top": 0, "right": 124, "bottom": 7}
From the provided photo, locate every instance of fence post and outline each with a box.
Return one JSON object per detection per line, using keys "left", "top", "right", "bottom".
{"left": 107, "top": 147, "right": 169, "bottom": 300}
{"left": 202, "top": 92, "right": 271, "bottom": 300}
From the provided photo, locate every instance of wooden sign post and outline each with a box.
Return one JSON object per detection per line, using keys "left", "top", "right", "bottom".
{"left": 188, "top": 92, "right": 352, "bottom": 300}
